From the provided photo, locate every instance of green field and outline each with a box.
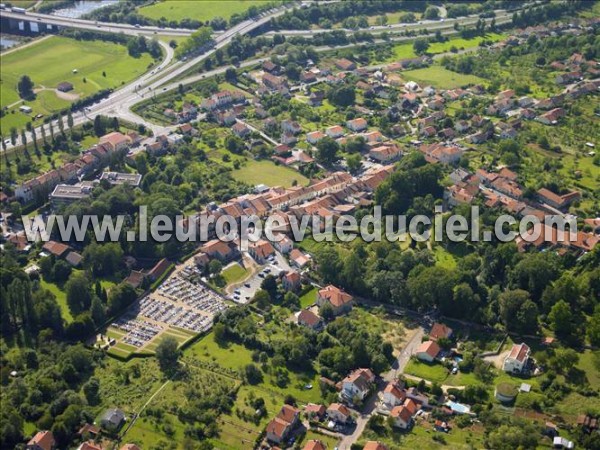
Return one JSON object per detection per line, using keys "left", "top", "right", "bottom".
{"left": 232, "top": 159, "right": 309, "bottom": 188}
{"left": 401, "top": 65, "right": 486, "bottom": 89}
{"left": 138, "top": 0, "right": 270, "bottom": 22}
{"left": 222, "top": 262, "right": 249, "bottom": 284}
{"left": 384, "top": 33, "right": 506, "bottom": 63}
{"left": 1, "top": 36, "right": 154, "bottom": 130}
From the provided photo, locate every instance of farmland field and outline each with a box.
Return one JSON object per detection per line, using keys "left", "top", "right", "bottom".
{"left": 232, "top": 159, "right": 309, "bottom": 188}
{"left": 0, "top": 36, "right": 154, "bottom": 130}
{"left": 138, "top": 0, "right": 271, "bottom": 23}
{"left": 401, "top": 65, "right": 486, "bottom": 89}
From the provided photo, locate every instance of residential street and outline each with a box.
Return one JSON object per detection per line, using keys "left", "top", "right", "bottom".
{"left": 337, "top": 326, "right": 425, "bottom": 449}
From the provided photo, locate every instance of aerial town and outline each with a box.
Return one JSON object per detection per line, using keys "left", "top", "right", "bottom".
{"left": 0, "top": 1, "right": 599, "bottom": 450}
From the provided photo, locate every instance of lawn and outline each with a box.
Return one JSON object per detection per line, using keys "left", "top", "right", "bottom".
{"left": 576, "top": 350, "right": 600, "bottom": 389}
{"left": 299, "top": 287, "right": 318, "bottom": 308}
{"left": 232, "top": 159, "right": 309, "bottom": 188}
{"left": 0, "top": 36, "right": 154, "bottom": 130}
{"left": 401, "top": 65, "right": 486, "bottom": 89}
{"left": 404, "top": 359, "right": 449, "bottom": 384}
{"left": 39, "top": 278, "right": 72, "bottom": 322}
{"left": 138, "top": 0, "right": 271, "bottom": 23}
{"left": 432, "top": 245, "right": 457, "bottom": 269}
{"left": 222, "top": 262, "right": 249, "bottom": 284}
{"left": 186, "top": 332, "right": 255, "bottom": 372}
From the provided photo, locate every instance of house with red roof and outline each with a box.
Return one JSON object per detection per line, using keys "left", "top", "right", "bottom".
{"left": 341, "top": 368, "right": 375, "bottom": 401}
{"left": 303, "top": 440, "right": 327, "bottom": 450}
{"left": 26, "top": 431, "right": 55, "bottom": 450}
{"left": 266, "top": 404, "right": 300, "bottom": 444}
{"left": 390, "top": 405, "right": 413, "bottom": 429}
{"left": 429, "top": 323, "right": 453, "bottom": 342}
{"left": 317, "top": 285, "right": 353, "bottom": 316}
{"left": 248, "top": 239, "right": 276, "bottom": 264}
{"left": 326, "top": 403, "right": 352, "bottom": 423}
{"left": 416, "top": 340, "right": 441, "bottom": 363}
{"left": 382, "top": 381, "right": 406, "bottom": 408}
{"left": 297, "top": 309, "right": 323, "bottom": 330}
{"left": 502, "top": 343, "right": 530, "bottom": 373}
{"left": 283, "top": 270, "right": 302, "bottom": 292}
{"left": 363, "top": 442, "right": 389, "bottom": 450}
{"left": 346, "top": 118, "right": 368, "bottom": 132}
{"left": 304, "top": 403, "right": 327, "bottom": 420}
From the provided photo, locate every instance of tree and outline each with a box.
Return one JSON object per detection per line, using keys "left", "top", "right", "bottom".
{"left": 346, "top": 153, "right": 361, "bottom": 174}
{"left": 587, "top": 305, "right": 600, "bottom": 347}
{"left": 107, "top": 283, "right": 137, "bottom": 315}
{"left": 225, "top": 67, "right": 237, "bottom": 83}
{"left": 320, "top": 302, "right": 334, "bottom": 321}
{"left": 67, "top": 111, "right": 74, "bottom": 131}
{"left": 17, "top": 75, "right": 34, "bottom": 99}
{"left": 547, "top": 300, "right": 573, "bottom": 338}
{"left": 65, "top": 273, "right": 92, "bottom": 316}
{"left": 244, "top": 363, "right": 263, "bottom": 384}
{"left": 315, "top": 136, "right": 339, "bottom": 165}
{"left": 155, "top": 336, "right": 180, "bottom": 375}
{"left": 499, "top": 290, "right": 538, "bottom": 334}
{"left": 253, "top": 289, "right": 271, "bottom": 310}
{"left": 83, "top": 377, "right": 100, "bottom": 405}
{"left": 413, "top": 38, "right": 430, "bottom": 55}
{"left": 423, "top": 6, "right": 440, "bottom": 20}
{"left": 94, "top": 115, "right": 106, "bottom": 137}
{"left": 208, "top": 259, "right": 223, "bottom": 277}
{"left": 327, "top": 85, "right": 356, "bottom": 108}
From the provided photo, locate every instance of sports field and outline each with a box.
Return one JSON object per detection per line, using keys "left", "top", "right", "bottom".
{"left": 138, "top": 0, "right": 270, "bottom": 23}
{"left": 0, "top": 36, "right": 153, "bottom": 130}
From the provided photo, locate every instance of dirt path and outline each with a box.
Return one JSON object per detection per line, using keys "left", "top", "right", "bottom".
{"left": 0, "top": 34, "right": 52, "bottom": 56}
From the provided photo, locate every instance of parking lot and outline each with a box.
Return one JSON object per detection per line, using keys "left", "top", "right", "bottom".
{"left": 108, "top": 263, "right": 228, "bottom": 350}
{"left": 230, "top": 251, "right": 290, "bottom": 303}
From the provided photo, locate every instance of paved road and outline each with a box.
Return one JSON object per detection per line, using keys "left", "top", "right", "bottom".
{"left": 0, "top": 8, "right": 194, "bottom": 36}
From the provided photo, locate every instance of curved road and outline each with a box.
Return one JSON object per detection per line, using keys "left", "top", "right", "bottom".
{"left": 2, "top": 1, "right": 524, "bottom": 149}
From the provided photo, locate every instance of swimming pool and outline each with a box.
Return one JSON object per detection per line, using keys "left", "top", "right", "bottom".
{"left": 446, "top": 400, "right": 471, "bottom": 414}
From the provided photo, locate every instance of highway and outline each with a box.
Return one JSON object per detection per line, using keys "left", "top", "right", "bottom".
{"left": 0, "top": 8, "right": 194, "bottom": 37}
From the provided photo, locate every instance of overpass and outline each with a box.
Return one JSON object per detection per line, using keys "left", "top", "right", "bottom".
{"left": 0, "top": 9, "right": 194, "bottom": 37}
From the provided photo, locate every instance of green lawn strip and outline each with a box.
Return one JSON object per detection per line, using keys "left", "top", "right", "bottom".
{"left": 39, "top": 278, "right": 73, "bottom": 322}
{"left": 576, "top": 350, "right": 600, "bottom": 389}
{"left": 299, "top": 287, "right": 318, "bottom": 308}
{"left": 106, "top": 328, "right": 127, "bottom": 339}
{"left": 232, "top": 159, "right": 309, "bottom": 188}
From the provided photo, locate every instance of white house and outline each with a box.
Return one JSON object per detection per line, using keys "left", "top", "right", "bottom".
{"left": 341, "top": 368, "right": 375, "bottom": 402}
{"left": 382, "top": 382, "right": 405, "bottom": 408}
{"left": 502, "top": 343, "right": 530, "bottom": 373}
